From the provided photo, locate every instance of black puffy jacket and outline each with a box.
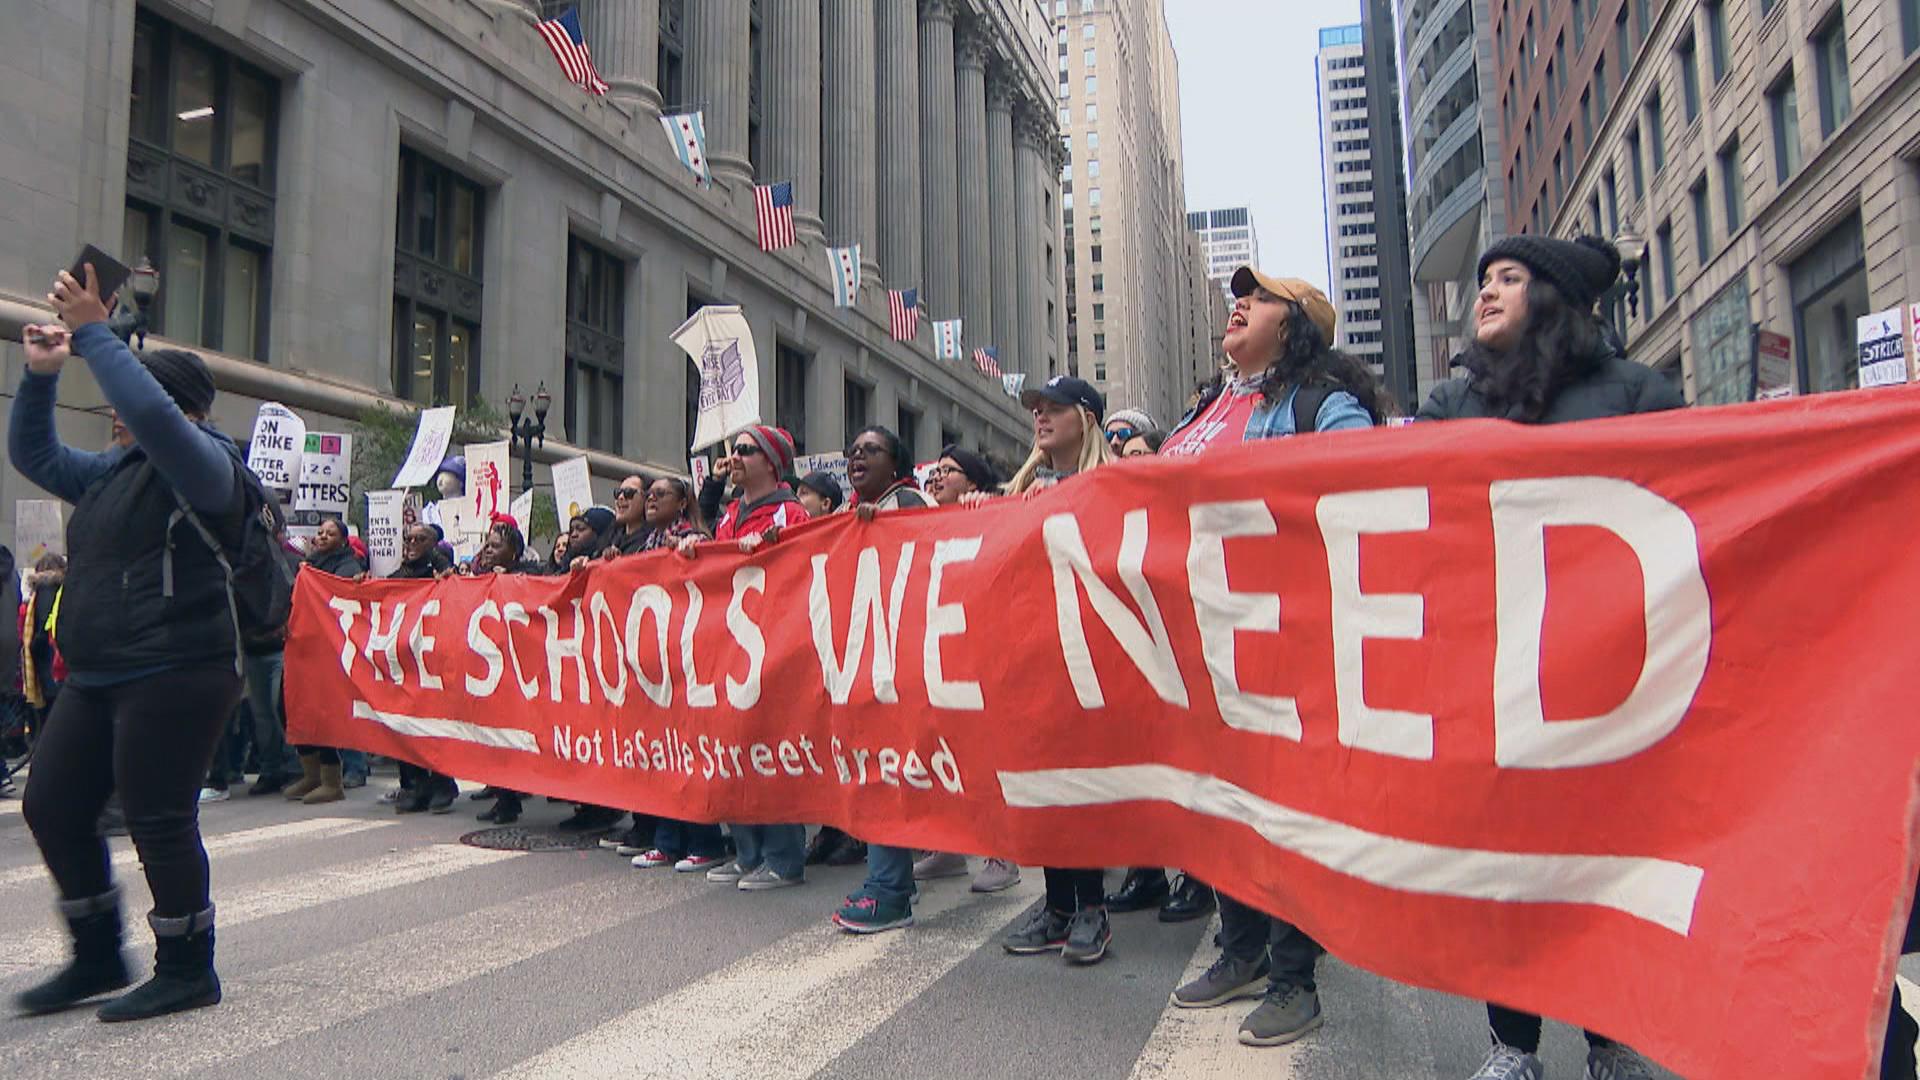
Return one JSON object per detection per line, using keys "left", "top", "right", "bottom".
{"left": 1417, "top": 354, "right": 1684, "bottom": 424}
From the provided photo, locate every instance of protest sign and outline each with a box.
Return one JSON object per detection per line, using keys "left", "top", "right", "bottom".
{"left": 674, "top": 306, "right": 762, "bottom": 453}
{"left": 13, "top": 500, "right": 64, "bottom": 590}
{"left": 363, "top": 489, "right": 408, "bottom": 578}
{"left": 552, "top": 455, "right": 595, "bottom": 524}
{"left": 508, "top": 490, "right": 535, "bottom": 535}
{"left": 391, "top": 406, "right": 457, "bottom": 488}
{"left": 463, "top": 440, "right": 512, "bottom": 544}
{"left": 247, "top": 403, "right": 305, "bottom": 506}
{"left": 1857, "top": 310, "right": 1907, "bottom": 387}
{"left": 291, "top": 385, "right": 1920, "bottom": 1079}
{"left": 793, "top": 452, "right": 850, "bottom": 499}
{"left": 290, "top": 433, "right": 353, "bottom": 540}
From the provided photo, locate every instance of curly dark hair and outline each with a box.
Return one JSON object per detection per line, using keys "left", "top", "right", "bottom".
{"left": 1197, "top": 301, "right": 1389, "bottom": 423}
{"left": 852, "top": 425, "right": 914, "bottom": 481}
{"left": 1459, "top": 275, "right": 1611, "bottom": 422}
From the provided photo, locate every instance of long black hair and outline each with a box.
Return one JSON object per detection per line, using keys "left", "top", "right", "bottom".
{"left": 853, "top": 425, "right": 914, "bottom": 481}
{"left": 1459, "top": 275, "right": 1611, "bottom": 422}
{"left": 1198, "top": 301, "right": 1389, "bottom": 422}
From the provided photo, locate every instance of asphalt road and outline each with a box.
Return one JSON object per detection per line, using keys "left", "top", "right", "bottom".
{"left": 0, "top": 782, "right": 1901, "bottom": 1079}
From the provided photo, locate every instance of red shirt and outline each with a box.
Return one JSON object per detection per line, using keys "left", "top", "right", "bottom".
{"left": 1160, "top": 388, "right": 1258, "bottom": 457}
{"left": 714, "top": 486, "right": 808, "bottom": 541}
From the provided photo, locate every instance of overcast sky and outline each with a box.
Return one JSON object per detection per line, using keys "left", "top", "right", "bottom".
{"left": 1164, "top": 0, "right": 1365, "bottom": 295}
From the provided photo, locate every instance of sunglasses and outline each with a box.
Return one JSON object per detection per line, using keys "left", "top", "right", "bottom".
{"left": 731, "top": 444, "right": 763, "bottom": 458}
{"left": 1106, "top": 428, "right": 1138, "bottom": 443}
{"left": 614, "top": 487, "right": 644, "bottom": 499}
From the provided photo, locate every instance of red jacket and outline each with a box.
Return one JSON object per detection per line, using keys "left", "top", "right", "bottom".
{"left": 714, "top": 485, "right": 808, "bottom": 542}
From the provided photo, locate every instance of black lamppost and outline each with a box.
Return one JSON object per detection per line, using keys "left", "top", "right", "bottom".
{"left": 107, "top": 257, "right": 161, "bottom": 347}
{"left": 1614, "top": 230, "right": 1647, "bottom": 318}
{"left": 506, "top": 382, "right": 551, "bottom": 493}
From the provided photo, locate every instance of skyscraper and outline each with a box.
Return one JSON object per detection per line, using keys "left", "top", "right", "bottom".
{"left": 1186, "top": 207, "right": 1262, "bottom": 295}
{"left": 1316, "top": 25, "right": 1385, "bottom": 377}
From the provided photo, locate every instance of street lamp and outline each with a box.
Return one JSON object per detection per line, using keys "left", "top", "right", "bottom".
{"left": 1613, "top": 230, "right": 1647, "bottom": 318}
{"left": 108, "top": 257, "right": 161, "bottom": 348}
{"left": 507, "top": 382, "right": 551, "bottom": 494}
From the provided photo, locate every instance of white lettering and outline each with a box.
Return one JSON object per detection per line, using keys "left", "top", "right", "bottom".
{"left": 681, "top": 582, "right": 717, "bottom": 708}
{"left": 623, "top": 585, "right": 673, "bottom": 707}
{"left": 406, "top": 599, "right": 444, "bottom": 691}
{"left": 925, "top": 537, "right": 985, "bottom": 710}
{"left": 503, "top": 602, "right": 539, "bottom": 700}
{"left": 363, "top": 601, "right": 407, "bottom": 684}
{"left": 726, "top": 568, "right": 767, "bottom": 709}
{"left": 328, "top": 597, "right": 362, "bottom": 676}
{"left": 589, "top": 592, "right": 627, "bottom": 707}
{"left": 1043, "top": 511, "right": 1189, "bottom": 709}
{"left": 541, "top": 601, "right": 589, "bottom": 704}
{"left": 808, "top": 543, "right": 917, "bottom": 705}
{"left": 465, "top": 601, "right": 504, "bottom": 696}
{"left": 1187, "top": 501, "right": 1297, "bottom": 738}
{"left": 1318, "top": 488, "right": 1433, "bottom": 760}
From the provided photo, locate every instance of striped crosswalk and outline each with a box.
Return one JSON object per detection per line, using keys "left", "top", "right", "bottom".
{"left": 0, "top": 797, "right": 1857, "bottom": 1078}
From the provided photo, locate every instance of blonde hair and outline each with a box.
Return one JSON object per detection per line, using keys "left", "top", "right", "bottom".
{"left": 1008, "top": 404, "right": 1113, "bottom": 494}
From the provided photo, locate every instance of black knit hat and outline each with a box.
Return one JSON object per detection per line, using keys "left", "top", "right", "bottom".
{"left": 139, "top": 348, "right": 217, "bottom": 416}
{"left": 796, "top": 471, "right": 845, "bottom": 513}
{"left": 1477, "top": 234, "right": 1622, "bottom": 312}
{"left": 938, "top": 445, "right": 1001, "bottom": 492}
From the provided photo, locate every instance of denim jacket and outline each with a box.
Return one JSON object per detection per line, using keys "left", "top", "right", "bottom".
{"left": 1170, "top": 376, "right": 1373, "bottom": 443}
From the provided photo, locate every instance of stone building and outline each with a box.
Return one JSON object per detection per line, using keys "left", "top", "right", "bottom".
{"left": 0, "top": 0, "right": 1068, "bottom": 540}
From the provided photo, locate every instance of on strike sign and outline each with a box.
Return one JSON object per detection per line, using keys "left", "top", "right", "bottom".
{"left": 286, "top": 387, "right": 1920, "bottom": 1078}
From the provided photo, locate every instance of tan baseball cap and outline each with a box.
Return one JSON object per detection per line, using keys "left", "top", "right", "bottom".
{"left": 1230, "top": 266, "right": 1338, "bottom": 345}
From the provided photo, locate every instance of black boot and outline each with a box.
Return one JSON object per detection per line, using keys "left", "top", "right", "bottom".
{"left": 1158, "top": 874, "right": 1216, "bottom": 923}
{"left": 97, "top": 907, "right": 221, "bottom": 1022}
{"left": 14, "top": 889, "right": 132, "bottom": 1015}
{"left": 806, "top": 827, "right": 849, "bottom": 866}
{"left": 479, "top": 792, "right": 522, "bottom": 824}
{"left": 394, "top": 782, "right": 433, "bottom": 814}
{"left": 427, "top": 776, "right": 459, "bottom": 814}
{"left": 1105, "top": 868, "right": 1170, "bottom": 913}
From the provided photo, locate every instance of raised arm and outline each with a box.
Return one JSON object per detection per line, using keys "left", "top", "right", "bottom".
{"left": 68, "top": 323, "right": 237, "bottom": 515}
{"left": 7, "top": 327, "right": 113, "bottom": 504}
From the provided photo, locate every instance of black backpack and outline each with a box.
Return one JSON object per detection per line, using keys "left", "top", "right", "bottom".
{"left": 166, "top": 464, "right": 301, "bottom": 667}
{"left": 1291, "top": 376, "right": 1381, "bottom": 432}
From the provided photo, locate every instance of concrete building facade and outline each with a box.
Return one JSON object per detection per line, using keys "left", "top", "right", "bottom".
{"left": 1526, "top": 0, "right": 1920, "bottom": 404}
{"left": 1, "top": 0, "right": 1068, "bottom": 541}
{"left": 1317, "top": 25, "right": 1387, "bottom": 378}
{"left": 1186, "top": 206, "right": 1261, "bottom": 294}
{"left": 1357, "top": 0, "right": 1422, "bottom": 409}
{"left": 1053, "top": 0, "right": 1204, "bottom": 423}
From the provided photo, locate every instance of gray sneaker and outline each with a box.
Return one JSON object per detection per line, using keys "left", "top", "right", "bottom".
{"left": 912, "top": 852, "right": 969, "bottom": 880}
{"left": 737, "top": 865, "right": 803, "bottom": 891}
{"left": 1585, "top": 1044, "right": 1657, "bottom": 1080}
{"left": 1468, "top": 1044, "right": 1544, "bottom": 1080}
{"left": 705, "top": 860, "right": 749, "bottom": 884}
{"left": 1061, "top": 907, "right": 1111, "bottom": 965}
{"left": 1236, "top": 984, "right": 1324, "bottom": 1047}
{"left": 1002, "top": 906, "right": 1072, "bottom": 954}
{"left": 1172, "top": 952, "right": 1272, "bottom": 1008}
{"left": 970, "top": 858, "right": 1021, "bottom": 893}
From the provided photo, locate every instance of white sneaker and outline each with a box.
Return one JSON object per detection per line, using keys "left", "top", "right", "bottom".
{"left": 1584, "top": 1044, "right": 1658, "bottom": 1080}
{"left": 912, "top": 852, "right": 969, "bottom": 881}
{"left": 737, "top": 865, "right": 803, "bottom": 891}
{"left": 197, "top": 787, "right": 230, "bottom": 804}
{"left": 705, "top": 860, "right": 748, "bottom": 884}
{"left": 1468, "top": 1045, "right": 1543, "bottom": 1080}
{"left": 970, "top": 858, "right": 1021, "bottom": 893}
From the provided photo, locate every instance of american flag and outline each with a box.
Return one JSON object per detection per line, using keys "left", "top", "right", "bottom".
{"left": 827, "top": 244, "right": 862, "bottom": 307}
{"left": 754, "top": 181, "right": 796, "bottom": 251}
{"left": 933, "top": 319, "right": 963, "bottom": 360}
{"left": 887, "top": 288, "right": 920, "bottom": 341}
{"left": 535, "top": 8, "right": 610, "bottom": 96}
{"left": 973, "top": 347, "right": 1002, "bottom": 378}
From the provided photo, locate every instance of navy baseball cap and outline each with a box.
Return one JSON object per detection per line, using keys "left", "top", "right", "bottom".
{"left": 1019, "top": 375, "right": 1106, "bottom": 423}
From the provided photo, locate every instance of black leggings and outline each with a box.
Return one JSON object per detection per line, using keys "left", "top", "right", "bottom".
{"left": 1043, "top": 868, "right": 1106, "bottom": 912}
{"left": 294, "top": 745, "right": 340, "bottom": 765}
{"left": 1486, "top": 1004, "right": 1612, "bottom": 1055}
{"left": 23, "top": 663, "right": 242, "bottom": 917}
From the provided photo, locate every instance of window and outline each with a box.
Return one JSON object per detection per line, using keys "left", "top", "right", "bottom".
{"left": 1603, "top": 167, "right": 1620, "bottom": 234}
{"left": 1647, "top": 91, "right": 1666, "bottom": 172}
{"left": 1719, "top": 137, "right": 1745, "bottom": 232}
{"left": 1580, "top": 89, "right": 1593, "bottom": 145}
{"left": 392, "top": 148, "right": 485, "bottom": 405}
{"left": 1789, "top": 211, "right": 1869, "bottom": 393}
{"left": 1704, "top": 0, "right": 1730, "bottom": 83}
{"left": 1902, "top": 0, "right": 1920, "bottom": 55}
{"left": 1091, "top": 273, "right": 1104, "bottom": 292}
{"left": 1086, "top": 159, "right": 1100, "bottom": 178}
{"left": 843, "top": 379, "right": 870, "bottom": 450}
{"left": 897, "top": 405, "right": 920, "bottom": 462}
{"left": 1691, "top": 175, "right": 1712, "bottom": 265}
{"left": 657, "top": 0, "right": 685, "bottom": 110}
{"left": 1676, "top": 34, "right": 1701, "bottom": 121}
{"left": 1086, "top": 131, "right": 1099, "bottom": 153}
{"left": 1769, "top": 75, "right": 1802, "bottom": 181}
{"left": 1814, "top": 14, "right": 1853, "bottom": 137}
{"left": 124, "top": 13, "right": 278, "bottom": 359}
{"left": 1082, "top": 24, "right": 1095, "bottom": 40}
{"left": 1090, "top": 244, "right": 1102, "bottom": 262}
{"left": 1615, "top": 7, "right": 1632, "bottom": 74}
{"left": 1092, "top": 302, "right": 1105, "bottom": 320}
{"left": 1058, "top": 106, "right": 1069, "bottom": 126}
{"left": 1085, "top": 102, "right": 1097, "bottom": 122}
{"left": 1627, "top": 125, "right": 1645, "bottom": 197}
{"left": 1690, "top": 273, "right": 1754, "bottom": 404}
{"left": 1655, "top": 220, "right": 1675, "bottom": 306}
{"left": 775, "top": 344, "right": 809, "bottom": 453}
{"left": 562, "top": 236, "right": 625, "bottom": 453}
{"left": 1594, "top": 57, "right": 1608, "bottom": 118}
{"left": 1093, "top": 333, "right": 1106, "bottom": 351}
{"left": 1093, "top": 361, "right": 1107, "bottom": 381}
{"left": 1087, "top": 187, "right": 1101, "bottom": 207}
{"left": 1083, "top": 47, "right": 1095, "bottom": 66}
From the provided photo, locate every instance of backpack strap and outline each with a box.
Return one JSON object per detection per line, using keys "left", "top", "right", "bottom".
{"left": 164, "top": 486, "right": 245, "bottom": 677}
{"left": 1291, "top": 378, "right": 1342, "bottom": 435}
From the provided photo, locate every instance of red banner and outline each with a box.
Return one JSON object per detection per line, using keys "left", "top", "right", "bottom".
{"left": 287, "top": 387, "right": 1920, "bottom": 1078}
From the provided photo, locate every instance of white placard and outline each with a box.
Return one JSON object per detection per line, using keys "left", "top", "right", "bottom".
{"left": 365, "top": 489, "right": 407, "bottom": 578}
{"left": 793, "top": 452, "right": 851, "bottom": 499}
{"left": 463, "top": 440, "right": 512, "bottom": 540}
{"left": 14, "top": 499, "right": 65, "bottom": 591}
{"left": 552, "top": 455, "right": 595, "bottom": 524}
{"left": 247, "top": 402, "right": 305, "bottom": 506}
{"left": 690, "top": 455, "right": 711, "bottom": 491}
{"left": 290, "top": 432, "right": 352, "bottom": 539}
{"left": 673, "top": 305, "right": 763, "bottom": 453}
{"left": 390, "top": 406, "right": 457, "bottom": 488}
{"left": 508, "top": 490, "right": 535, "bottom": 535}
{"left": 1910, "top": 303, "right": 1920, "bottom": 384}
{"left": 1857, "top": 309, "right": 1907, "bottom": 388}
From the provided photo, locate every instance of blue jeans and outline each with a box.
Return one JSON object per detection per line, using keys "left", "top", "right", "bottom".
{"left": 241, "top": 651, "right": 299, "bottom": 781}
{"left": 730, "top": 824, "right": 805, "bottom": 879}
{"left": 654, "top": 818, "right": 726, "bottom": 858}
{"left": 862, "top": 844, "right": 915, "bottom": 906}
{"left": 339, "top": 749, "right": 368, "bottom": 782}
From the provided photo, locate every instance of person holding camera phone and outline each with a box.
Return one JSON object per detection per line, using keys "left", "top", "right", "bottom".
{"left": 9, "top": 264, "right": 249, "bottom": 1022}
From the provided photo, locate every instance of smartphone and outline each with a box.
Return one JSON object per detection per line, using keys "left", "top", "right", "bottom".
{"left": 66, "top": 244, "right": 133, "bottom": 302}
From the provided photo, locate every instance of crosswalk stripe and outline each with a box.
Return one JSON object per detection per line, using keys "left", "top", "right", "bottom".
{"left": 494, "top": 877, "right": 1044, "bottom": 1079}
{"left": 0, "top": 817, "right": 396, "bottom": 890}
{"left": 15, "top": 840, "right": 518, "bottom": 968}
{"left": 2, "top": 872, "right": 689, "bottom": 1079}
{"left": 1124, "top": 915, "right": 1305, "bottom": 1080}
{"left": 0, "top": 797, "right": 22, "bottom": 815}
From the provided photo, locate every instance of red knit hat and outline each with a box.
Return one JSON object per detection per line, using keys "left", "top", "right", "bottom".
{"left": 742, "top": 425, "right": 797, "bottom": 476}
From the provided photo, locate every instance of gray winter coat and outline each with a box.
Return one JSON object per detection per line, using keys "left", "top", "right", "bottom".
{"left": 1417, "top": 354, "right": 1684, "bottom": 424}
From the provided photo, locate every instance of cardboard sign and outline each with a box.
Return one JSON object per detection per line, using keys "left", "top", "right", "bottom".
{"left": 463, "top": 440, "right": 512, "bottom": 546}
{"left": 13, "top": 499, "right": 64, "bottom": 591}
{"left": 793, "top": 452, "right": 851, "bottom": 499}
{"left": 363, "top": 489, "right": 408, "bottom": 578}
{"left": 552, "top": 455, "right": 595, "bottom": 524}
{"left": 290, "top": 432, "right": 352, "bottom": 539}
{"left": 391, "top": 406, "right": 457, "bottom": 489}
{"left": 1857, "top": 309, "right": 1907, "bottom": 388}
{"left": 247, "top": 403, "right": 305, "bottom": 506}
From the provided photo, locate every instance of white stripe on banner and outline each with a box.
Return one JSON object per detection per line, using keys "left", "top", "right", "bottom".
{"left": 997, "top": 764, "right": 1706, "bottom": 935}
{"left": 352, "top": 700, "right": 540, "bottom": 753}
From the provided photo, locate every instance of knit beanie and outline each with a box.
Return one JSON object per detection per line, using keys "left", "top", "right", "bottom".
{"left": 1477, "top": 234, "right": 1622, "bottom": 312}
{"left": 575, "top": 505, "right": 616, "bottom": 535}
{"left": 1106, "top": 408, "right": 1159, "bottom": 435}
{"left": 743, "top": 425, "right": 797, "bottom": 477}
{"left": 939, "top": 445, "right": 1002, "bottom": 491}
{"left": 138, "top": 348, "right": 217, "bottom": 416}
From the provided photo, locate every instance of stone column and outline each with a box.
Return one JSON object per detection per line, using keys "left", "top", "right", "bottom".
{"left": 762, "top": 0, "right": 823, "bottom": 239}
{"left": 875, "top": 0, "right": 921, "bottom": 286}
{"left": 954, "top": 21, "right": 992, "bottom": 353}
{"left": 683, "top": 1, "right": 751, "bottom": 186}
{"left": 916, "top": 0, "right": 959, "bottom": 317}
{"left": 821, "top": 0, "right": 877, "bottom": 261}
{"left": 985, "top": 70, "right": 1018, "bottom": 364}
{"left": 1046, "top": 133, "right": 1068, "bottom": 376}
{"left": 582, "top": 0, "right": 661, "bottom": 117}
{"left": 1013, "top": 103, "right": 1048, "bottom": 385}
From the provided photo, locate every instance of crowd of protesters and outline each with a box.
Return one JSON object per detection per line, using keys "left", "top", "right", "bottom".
{"left": 7, "top": 239, "right": 1918, "bottom": 1080}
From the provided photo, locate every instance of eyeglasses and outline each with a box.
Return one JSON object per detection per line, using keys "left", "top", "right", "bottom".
{"left": 846, "top": 442, "right": 889, "bottom": 460}
{"left": 614, "top": 488, "right": 644, "bottom": 500}
{"left": 645, "top": 488, "right": 677, "bottom": 501}
{"left": 731, "top": 444, "right": 763, "bottom": 458}
{"left": 929, "top": 464, "right": 965, "bottom": 477}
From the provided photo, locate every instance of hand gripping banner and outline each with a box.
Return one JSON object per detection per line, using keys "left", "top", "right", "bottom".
{"left": 287, "top": 386, "right": 1920, "bottom": 1078}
